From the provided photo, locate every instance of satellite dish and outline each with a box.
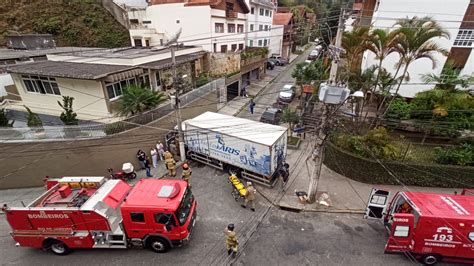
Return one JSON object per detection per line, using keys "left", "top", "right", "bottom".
{"left": 163, "top": 28, "right": 182, "bottom": 47}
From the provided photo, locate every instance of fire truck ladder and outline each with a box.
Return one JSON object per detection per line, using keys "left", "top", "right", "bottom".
{"left": 92, "top": 206, "right": 127, "bottom": 249}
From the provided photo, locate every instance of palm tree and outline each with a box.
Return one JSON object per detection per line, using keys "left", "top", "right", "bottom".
{"left": 118, "top": 84, "right": 167, "bottom": 116}
{"left": 365, "top": 29, "right": 398, "bottom": 101}
{"left": 421, "top": 60, "right": 474, "bottom": 91}
{"left": 341, "top": 27, "right": 370, "bottom": 74}
{"left": 390, "top": 16, "right": 450, "bottom": 96}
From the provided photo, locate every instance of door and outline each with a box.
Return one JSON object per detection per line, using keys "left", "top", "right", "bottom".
{"left": 123, "top": 211, "right": 153, "bottom": 238}
{"left": 384, "top": 213, "right": 414, "bottom": 253}
{"left": 152, "top": 213, "right": 177, "bottom": 234}
{"left": 364, "top": 188, "right": 390, "bottom": 219}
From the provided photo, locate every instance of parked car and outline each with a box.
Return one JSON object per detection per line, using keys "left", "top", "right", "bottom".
{"left": 308, "top": 48, "right": 321, "bottom": 60}
{"left": 269, "top": 55, "right": 289, "bottom": 66}
{"left": 266, "top": 60, "right": 275, "bottom": 70}
{"left": 278, "top": 84, "right": 296, "bottom": 102}
{"left": 260, "top": 107, "right": 282, "bottom": 125}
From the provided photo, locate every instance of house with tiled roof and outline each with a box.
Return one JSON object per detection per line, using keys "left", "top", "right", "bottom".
{"left": 272, "top": 12, "right": 294, "bottom": 59}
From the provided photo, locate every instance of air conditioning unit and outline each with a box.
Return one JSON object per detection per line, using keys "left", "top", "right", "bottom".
{"left": 318, "top": 83, "right": 350, "bottom": 104}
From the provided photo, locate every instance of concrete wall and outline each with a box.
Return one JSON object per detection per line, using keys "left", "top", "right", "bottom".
{"left": 269, "top": 26, "right": 284, "bottom": 56}
{"left": 0, "top": 92, "right": 217, "bottom": 189}
{"left": 0, "top": 73, "right": 13, "bottom": 97}
{"left": 362, "top": 0, "right": 471, "bottom": 98}
{"left": 11, "top": 74, "right": 110, "bottom": 120}
{"left": 98, "top": 0, "right": 130, "bottom": 29}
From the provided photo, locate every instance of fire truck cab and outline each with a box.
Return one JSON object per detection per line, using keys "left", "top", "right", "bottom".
{"left": 2, "top": 177, "right": 196, "bottom": 255}
{"left": 365, "top": 188, "right": 474, "bottom": 265}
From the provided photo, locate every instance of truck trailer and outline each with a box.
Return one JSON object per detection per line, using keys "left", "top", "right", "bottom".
{"left": 365, "top": 188, "right": 474, "bottom": 265}
{"left": 2, "top": 176, "right": 197, "bottom": 255}
{"left": 182, "top": 112, "right": 288, "bottom": 187}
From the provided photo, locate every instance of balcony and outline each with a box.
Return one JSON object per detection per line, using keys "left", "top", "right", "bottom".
{"left": 240, "top": 47, "right": 268, "bottom": 73}
{"left": 226, "top": 10, "right": 237, "bottom": 19}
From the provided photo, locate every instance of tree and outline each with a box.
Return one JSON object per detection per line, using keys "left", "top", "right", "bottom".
{"left": 281, "top": 108, "right": 300, "bottom": 136}
{"left": 58, "top": 96, "right": 79, "bottom": 125}
{"left": 118, "top": 84, "right": 167, "bottom": 116}
{"left": 390, "top": 16, "right": 450, "bottom": 96}
{"left": 292, "top": 59, "right": 328, "bottom": 86}
{"left": 0, "top": 108, "right": 14, "bottom": 127}
{"left": 341, "top": 27, "right": 370, "bottom": 74}
{"left": 24, "top": 106, "right": 43, "bottom": 127}
{"left": 421, "top": 60, "right": 474, "bottom": 92}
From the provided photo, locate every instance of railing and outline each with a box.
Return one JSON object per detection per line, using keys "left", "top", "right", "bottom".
{"left": 226, "top": 10, "right": 237, "bottom": 19}
{"left": 0, "top": 79, "right": 224, "bottom": 142}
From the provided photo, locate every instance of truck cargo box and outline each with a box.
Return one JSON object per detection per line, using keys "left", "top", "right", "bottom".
{"left": 184, "top": 112, "right": 287, "bottom": 177}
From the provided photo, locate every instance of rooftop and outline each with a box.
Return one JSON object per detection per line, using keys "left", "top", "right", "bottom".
{"left": 250, "top": 0, "right": 275, "bottom": 8}
{"left": 407, "top": 192, "right": 474, "bottom": 219}
{"left": 121, "top": 179, "right": 188, "bottom": 210}
{"left": 139, "top": 51, "right": 206, "bottom": 70}
{"left": 0, "top": 47, "right": 105, "bottom": 61}
{"left": 273, "top": 13, "right": 293, "bottom": 25}
{"left": 7, "top": 60, "right": 137, "bottom": 80}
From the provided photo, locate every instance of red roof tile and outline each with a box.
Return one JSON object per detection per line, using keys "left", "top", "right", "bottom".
{"left": 273, "top": 13, "right": 293, "bottom": 25}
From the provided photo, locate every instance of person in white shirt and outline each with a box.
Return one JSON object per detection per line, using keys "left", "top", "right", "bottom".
{"left": 150, "top": 147, "right": 158, "bottom": 168}
{"left": 156, "top": 142, "right": 165, "bottom": 161}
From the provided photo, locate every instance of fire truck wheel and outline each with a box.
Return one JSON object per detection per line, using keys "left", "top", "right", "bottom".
{"left": 46, "top": 240, "right": 71, "bottom": 255}
{"left": 421, "top": 254, "right": 441, "bottom": 265}
{"left": 147, "top": 237, "right": 170, "bottom": 253}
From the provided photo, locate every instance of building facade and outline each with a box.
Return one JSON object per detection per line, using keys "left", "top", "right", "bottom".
{"left": 127, "top": 0, "right": 249, "bottom": 52}
{"left": 272, "top": 12, "right": 294, "bottom": 59}
{"left": 245, "top": 0, "right": 277, "bottom": 52}
{"left": 354, "top": 0, "right": 474, "bottom": 97}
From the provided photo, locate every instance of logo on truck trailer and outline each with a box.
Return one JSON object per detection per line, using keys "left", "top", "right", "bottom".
{"left": 214, "top": 134, "right": 240, "bottom": 155}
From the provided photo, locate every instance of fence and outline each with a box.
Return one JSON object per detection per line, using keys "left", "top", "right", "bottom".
{"left": 0, "top": 79, "right": 223, "bottom": 142}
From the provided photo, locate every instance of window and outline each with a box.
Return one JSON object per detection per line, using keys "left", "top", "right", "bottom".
{"left": 259, "top": 25, "right": 263, "bottom": 31}
{"left": 22, "top": 75, "right": 60, "bottom": 95}
{"left": 226, "top": 2, "right": 234, "bottom": 10}
{"left": 249, "top": 40, "right": 253, "bottom": 47}
{"left": 250, "top": 24, "right": 254, "bottom": 31}
{"left": 213, "top": 43, "right": 217, "bottom": 52}
{"left": 142, "top": 20, "right": 151, "bottom": 24}
{"left": 259, "top": 8, "right": 264, "bottom": 15}
{"left": 129, "top": 19, "right": 139, "bottom": 24}
{"left": 237, "top": 24, "right": 244, "bottom": 33}
{"left": 140, "top": 73, "right": 150, "bottom": 87}
{"left": 258, "top": 39, "right": 262, "bottom": 46}
{"left": 453, "top": 29, "right": 474, "bottom": 47}
{"left": 370, "top": 194, "right": 387, "bottom": 205}
{"left": 134, "top": 39, "right": 142, "bottom": 47}
{"left": 251, "top": 7, "right": 254, "bottom": 14}
{"left": 130, "top": 212, "right": 145, "bottom": 222}
{"left": 176, "top": 20, "right": 180, "bottom": 24}
{"left": 105, "top": 77, "right": 138, "bottom": 100}
{"left": 228, "top": 24, "right": 236, "bottom": 33}
{"left": 215, "top": 23, "right": 224, "bottom": 33}
{"left": 156, "top": 71, "right": 161, "bottom": 87}
{"left": 239, "top": 43, "right": 244, "bottom": 50}
{"left": 231, "top": 44, "right": 237, "bottom": 51}
{"left": 265, "top": 9, "right": 269, "bottom": 16}
{"left": 269, "top": 10, "right": 272, "bottom": 17}
{"left": 264, "top": 25, "right": 269, "bottom": 31}
{"left": 394, "top": 226, "right": 410, "bottom": 237}
{"left": 145, "top": 39, "right": 150, "bottom": 47}
{"left": 154, "top": 213, "right": 175, "bottom": 225}
{"left": 263, "top": 39, "right": 267, "bottom": 46}
{"left": 469, "top": 232, "right": 474, "bottom": 241}
{"left": 221, "top": 45, "right": 227, "bottom": 52}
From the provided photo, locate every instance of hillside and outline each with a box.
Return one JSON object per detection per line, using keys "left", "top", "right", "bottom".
{"left": 0, "top": 1, "right": 130, "bottom": 48}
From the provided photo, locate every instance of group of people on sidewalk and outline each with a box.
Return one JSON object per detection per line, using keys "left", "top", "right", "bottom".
{"left": 136, "top": 141, "right": 178, "bottom": 178}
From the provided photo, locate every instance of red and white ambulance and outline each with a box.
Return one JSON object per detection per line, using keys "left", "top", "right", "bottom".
{"left": 2, "top": 177, "right": 197, "bottom": 255}
{"left": 365, "top": 188, "right": 474, "bottom": 265}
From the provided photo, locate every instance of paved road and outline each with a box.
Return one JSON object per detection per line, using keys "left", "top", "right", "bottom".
{"left": 237, "top": 49, "right": 311, "bottom": 121}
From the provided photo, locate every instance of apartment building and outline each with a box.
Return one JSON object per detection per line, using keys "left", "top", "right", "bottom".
{"left": 245, "top": 0, "right": 278, "bottom": 52}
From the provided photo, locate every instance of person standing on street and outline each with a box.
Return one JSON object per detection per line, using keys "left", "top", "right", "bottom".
{"left": 136, "top": 149, "right": 146, "bottom": 170}
{"left": 224, "top": 224, "right": 238, "bottom": 258}
{"left": 144, "top": 156, "right": 153, "bottom": 177}
{"left": 156, "top": 141, "right": 165, "bottom": 161}
{"left": 241, "top": 181, "right": 257, "bottom": 211}
{"left": 181, "top": 163, "right": 192, "bottom": 187}
{"left": 164, "top": 151, "right": 176, "bottom": 177}
{"left": 249, "top": 99, "right": 255, "bottom": 114}
{"left": 151, "top": 147, "right": 158, "bottom": 168}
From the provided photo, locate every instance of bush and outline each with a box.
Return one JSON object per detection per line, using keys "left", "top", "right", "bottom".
{"left": 434, "top": 143, "right": 473, "bottom": 166}
{"left": 386, "top": 98, "right": 412, "bottom": 119}
{"left": 196, "top": 73, "right": 210, "bottom": 87}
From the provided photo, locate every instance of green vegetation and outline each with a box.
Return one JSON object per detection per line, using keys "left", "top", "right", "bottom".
{"left": 0, "top": 1, "right": 129, "bottom": 47}
{"left": 281, "top": 108, "right": 300, "bottom": 136}
{"left": 196, "top": 73, "right": 210, "bottom": 88}
{"left": 58, "top": 96, "right": 79, "bottom": 125}
{"left": 0, "top": 108, "right": 14, "bottom": 127}
{"left": 24, "top": 106, "right": 43, "bottom": 127}
{"left": 435, "top": 142, "right": 473, "bottom": 166}
{"left": 241, "top": 47, "right": 269, "bottom": 60}
{"left": 118, "top": 84, "right": 167, "bottom": 116}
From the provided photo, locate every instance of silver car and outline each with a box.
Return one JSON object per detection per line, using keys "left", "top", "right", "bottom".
{"left": 278, "top": 84, "right": 296, "bottom": 102}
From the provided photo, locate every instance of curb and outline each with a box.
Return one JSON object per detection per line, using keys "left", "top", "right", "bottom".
{"left": 278, "top": 203, "right": 365, "bottom": 214}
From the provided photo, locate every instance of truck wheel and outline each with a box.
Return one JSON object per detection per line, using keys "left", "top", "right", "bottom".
{"left": 421, "top": 254, "right": 441, "bottom": 265}
{"left": 147, "top": 237, "right": 170, "bottom": 253}
{"left": 47, "top": 240, "right": 71, "bottom": 256}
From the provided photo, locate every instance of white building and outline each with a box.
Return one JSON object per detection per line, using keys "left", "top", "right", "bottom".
{"left": 245, "top": 0, "right": 278, "bottom": 53}
{"left": 127, "top": 0, "right": 249, "bottom": 53}
{"left": 357, "top": 0, "right": 474, "bottom": 97}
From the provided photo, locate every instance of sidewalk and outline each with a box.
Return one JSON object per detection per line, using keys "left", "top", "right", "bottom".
{"left": 258, "top": 138, "right": 461, "bottom": 213}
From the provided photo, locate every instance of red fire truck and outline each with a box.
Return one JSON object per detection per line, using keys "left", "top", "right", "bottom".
{"left": 2, "top": 176, "right": 197, "bottom": 255}
{"left": 365, "top": 188, "right": 474, "bottom": 265}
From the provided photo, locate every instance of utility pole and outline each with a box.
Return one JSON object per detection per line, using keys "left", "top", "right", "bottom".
{"left": 307, "top": 105, "right": 328, "bottom": 203}
{"left": 329, "top": 8, "right": 346, "bottom": 82}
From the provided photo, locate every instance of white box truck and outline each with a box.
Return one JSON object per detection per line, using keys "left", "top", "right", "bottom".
{"left": 183, "top": 112, "right": 288, "bottom": 187}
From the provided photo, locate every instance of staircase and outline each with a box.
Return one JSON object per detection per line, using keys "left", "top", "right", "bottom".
{"left": 301, "top": 102, "right": 323, "bottom": 132}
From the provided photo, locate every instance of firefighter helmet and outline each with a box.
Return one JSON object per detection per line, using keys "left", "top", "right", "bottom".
{"left": 182, "top": 163, "right": 189, "bottom": 170}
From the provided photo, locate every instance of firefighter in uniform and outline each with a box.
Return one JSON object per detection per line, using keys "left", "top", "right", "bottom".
{"left": 241, "top": 181, "right": 257, "bottom": 211}
{"left": 224, "top": 224, "right": 238, "bottom": 257}
{"left": 164, "top": 151, "right": 176, "bottom": 177}
{"left": 181, "top": 163, "right": 192, "bottom": 187}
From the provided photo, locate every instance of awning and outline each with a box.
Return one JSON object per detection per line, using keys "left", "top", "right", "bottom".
{"left": 103, "top": 68, "right": 144, "bottom": 83}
